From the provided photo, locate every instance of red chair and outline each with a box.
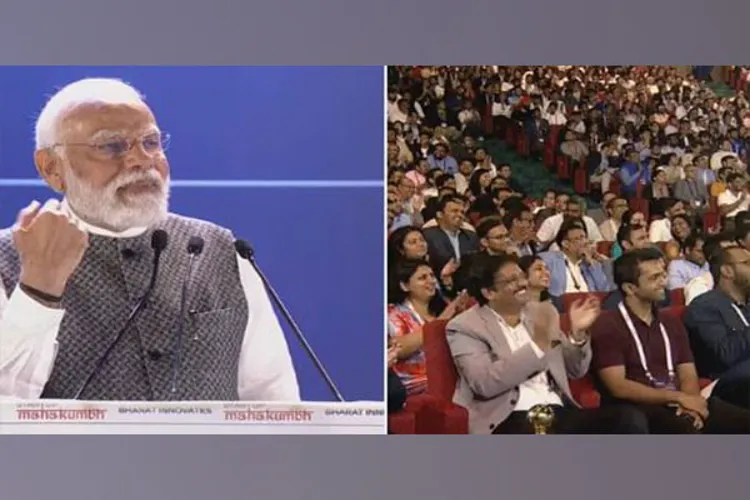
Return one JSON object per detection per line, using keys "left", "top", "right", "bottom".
{"left": 516, "top": 129, "right": 530, "bottom": 157}
{"left": 505, "top": 125, "right": 516, "bottom": 147}
{"left": 609, "top": 176, "right": 622, "bottom": 196}
{"left": 388, "top": 410, "right": 416, "bottom": 434}
{"left": 421, "top": 320, "right": 470, "bottom": 434}
{"left": 703, "top": 211, "right": 720, "bottom": 233}
{"left": 556, "top": 155, "right": 571, "bottom": 180}
{"left": 573, "top": 165, "right": 589, "bottom": 194}
{"left": 388, "top": 397, "right": 419, "bottom": 434}
{"left": 482, "top": 102, "right": 494, "bottom": 136}
{"left": 468, "top": 211, "right": 482, "bottom": 227}
{"left": 548, "top": 125, "right": 562, "bottom": 147}
{"left": 669, "top": 288, "right": 685, "bottom": 306}
{"left": 709, "top": 196, "right": 718, "bottom": 213}
{"left": 660, "top": 304, "right": 685, "bottom": 321}
{"left": 738, "top": 69, "right": 748, "bottom": 92}
{"left": 561, "top": 292, "right": 608, "bottom": 314}
{"left": 388, "top": 393, "right": 455, "bottom": 434}
{"left": 629, "top": 197, "right": 649, "bottom": 221}
{"left": 543, "top": 143, "right": 556, "bottom": 168}
{"left": 558, "top": 313, "right": 601, "bottom": 408}
{"left": 597, "top": 241, "right": 614, "bottom": 256}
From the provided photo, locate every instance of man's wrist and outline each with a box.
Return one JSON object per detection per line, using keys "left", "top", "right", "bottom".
{"left": 19, "top": 269, "right": 67, "bottom": 297}
{"left": 569, "top": 332, "right": 589, "bottom": 346}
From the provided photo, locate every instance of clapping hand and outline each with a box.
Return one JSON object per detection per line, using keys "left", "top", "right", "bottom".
{"left": 568, "top": 296, "right": 601, "bottom": 340}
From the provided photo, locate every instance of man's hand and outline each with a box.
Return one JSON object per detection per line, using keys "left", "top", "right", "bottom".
{"left": 675, "top": 406, "right": 705, "bottom": 431}
{"left": 676, "top": 392, "right": 709, "bottom": 421}
{"left": 13, "top": 199, "right": 89, "bottom": 299}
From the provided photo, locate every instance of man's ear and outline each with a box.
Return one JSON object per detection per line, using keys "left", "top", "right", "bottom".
{"left": 34, "top": 149, "right": 65, "bottom": 193}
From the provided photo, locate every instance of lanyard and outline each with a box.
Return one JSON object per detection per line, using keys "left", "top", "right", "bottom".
{"left": 618, "top": 302, "right": 675, "bottom": 385}
{"left": 731, "top": 303, "right": 750, "bottom": 327}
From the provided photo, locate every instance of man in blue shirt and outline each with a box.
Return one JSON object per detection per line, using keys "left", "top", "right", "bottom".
{"left": 427, "top": 143, "right": 459, "bottom": 174}
{"left": 619, "top": 150, "right": 650, "bottom": 199}
{"left": 668, "top": 234, "right": 710, "bottom": 290}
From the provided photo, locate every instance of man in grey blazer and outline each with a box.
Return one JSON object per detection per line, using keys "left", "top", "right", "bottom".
{"left": 673, "top": 164, "right": 709, "bottom": 212}
{"left": 446, "top": 254, "right": 648, "bottom": 434}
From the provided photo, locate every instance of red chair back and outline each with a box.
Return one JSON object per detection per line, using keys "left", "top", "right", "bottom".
{"left": 467, "top": 211, "right": 482, "bottom": 227}
{"left": 629, "top": 197, "right": 650, "bottom": 222}
{"left": 561, "top": 292, "right": 608, "bottom": 314}
{"left": 596, "top": 241, "right": 614, "bottom": 256}
{"left": 556, "top": 155, "right": 571, "bottom": 180}
{"left": 423, "top": 320, "right": 458, "bottom": 401}
{"left": 660, "top": 304, "right": 686, "bottom": 322}
{"left": 505, "top": 125, "right": 516, "bottom": 146}
{"left": 543, "top": 144, "right": 556, "bottom": 168}
{"left": 548, "top": 125, "right": 562, "bottom": 146}
{"left": 609, "top": 176, "right": 622, "bottom": 196}
{"left": 703, "top": 212, "right": 720, "bottom": 233}
{"left": 558, "top": 313, "right": 601, "bottom": 408}
{"left": 668, "top": 288, "right": 685, "bottom": 307}
{"left": 516, "top": 127, "right": 530, "bottom": 157}
{"left": 573, "top": 165, "right": 589, "bottom": 194}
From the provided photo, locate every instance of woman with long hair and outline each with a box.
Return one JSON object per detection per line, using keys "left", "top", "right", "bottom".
{"left": 518, "top": 254, "right": 564, "bottom": 312}
{"left": 387, "top": 259, "right": 471, "bottom": 395}
{"left": 388, "top": 225, "right": 460, "bottom": 296}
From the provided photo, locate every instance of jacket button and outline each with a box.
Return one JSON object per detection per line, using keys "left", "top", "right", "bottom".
{"left": 147, "top": 349, "right": 163, "bottom": 361}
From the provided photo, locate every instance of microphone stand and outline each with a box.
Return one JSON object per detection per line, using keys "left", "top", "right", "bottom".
{"left": 237, "top": 243, "right": 345, "bottom": 402}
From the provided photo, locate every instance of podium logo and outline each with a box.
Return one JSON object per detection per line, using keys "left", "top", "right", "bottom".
{"left": 223, "top": 409, "right": 314, "bottom": 422}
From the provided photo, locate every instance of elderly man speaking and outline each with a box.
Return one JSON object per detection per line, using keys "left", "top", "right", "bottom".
{"left": 0, "top": 78, "right": 300, "bottom": 401}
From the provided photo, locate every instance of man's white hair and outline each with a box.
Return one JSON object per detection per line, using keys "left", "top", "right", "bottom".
{"left": 34, "top": 78, "right": 146, "bottom": 150}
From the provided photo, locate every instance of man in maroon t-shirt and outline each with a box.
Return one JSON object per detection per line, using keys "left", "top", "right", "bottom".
{"left": 590, "top": 248, "right": 750, "bottom": 433}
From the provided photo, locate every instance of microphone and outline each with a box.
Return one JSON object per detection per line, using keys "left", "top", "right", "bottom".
{"left": 73, "top": 229, "right": 169, "bottom": 400}
{"left": 234, "top": 239, "right": 345, "bottom": 402}
{"left": 170, "top": 235, "right": 204, "bottom": 394}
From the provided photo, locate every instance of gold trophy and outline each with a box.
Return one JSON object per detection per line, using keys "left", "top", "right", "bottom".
{"left": 527, "top": 404, "right": 555, "bottom": 434}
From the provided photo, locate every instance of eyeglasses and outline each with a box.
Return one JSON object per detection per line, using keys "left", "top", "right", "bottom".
{"left": 495, "top": 274, "right": 526, "bottom": 288}
{"left": 53, "top": 131, "right": 171, "bottom": 160}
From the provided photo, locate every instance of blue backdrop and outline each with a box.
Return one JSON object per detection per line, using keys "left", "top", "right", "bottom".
{"left": 0, "top": 66, "right": 384, "bottom": 402}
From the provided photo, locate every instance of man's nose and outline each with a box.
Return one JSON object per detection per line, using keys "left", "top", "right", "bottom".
{"left": 122, "top": 141, "right": 153, "bottom": 170}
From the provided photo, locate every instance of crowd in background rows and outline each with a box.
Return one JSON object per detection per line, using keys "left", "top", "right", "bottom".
{"left": 386, "top": 66, "right": 750, "bottom": 434}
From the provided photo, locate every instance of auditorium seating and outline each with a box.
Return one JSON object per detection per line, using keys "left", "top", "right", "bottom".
{"left": 669, "top": 288, "right": 685, "bottom": 306}
{"left": 597, "top": 241, "right": 614, "bottom": 256}
{"left": 406, "top": 296, "right": 715, "bottom": 433}
{"left": 388, "top": 392, "right": 466, "bottom": 434}
{"left": 558, "top": 313, "right": 601, "bottom": 408}
{"left": 420, "top": 320, "right": 470, "bottom": 433}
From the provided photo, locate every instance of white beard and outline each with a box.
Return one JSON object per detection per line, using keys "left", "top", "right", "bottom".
{"left": 63, "top": 167, "right": 170, "bottom": 232}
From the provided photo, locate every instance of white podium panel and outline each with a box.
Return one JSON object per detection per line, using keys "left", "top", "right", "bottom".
{"left": 0, "top": 400, "right": 385, "bottom": 434}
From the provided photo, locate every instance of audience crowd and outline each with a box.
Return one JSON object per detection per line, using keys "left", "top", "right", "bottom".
{"left": 387, "top": 66, "right": 750, "bottom": 433}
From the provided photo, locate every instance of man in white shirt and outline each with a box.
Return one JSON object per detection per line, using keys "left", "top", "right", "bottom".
{"left": 718, "top": 174, "right": 750, "bottom": 225}
{"left": 598, "top": 196, "right": 629, "bottom": 242}
{"left": 0, "top": 78, "right": 299, "bottom": 401}
{"left": 649, "top": 198, "right": 687, "bottom": 243}
{"left": 388, "top": 98, "right": 409, "bottom": 124}
{"left": 684, "top": 232, "right": 738, "bottom": 305}
{"left": 537, "top": 197, "right": 603, "bottom": 249}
